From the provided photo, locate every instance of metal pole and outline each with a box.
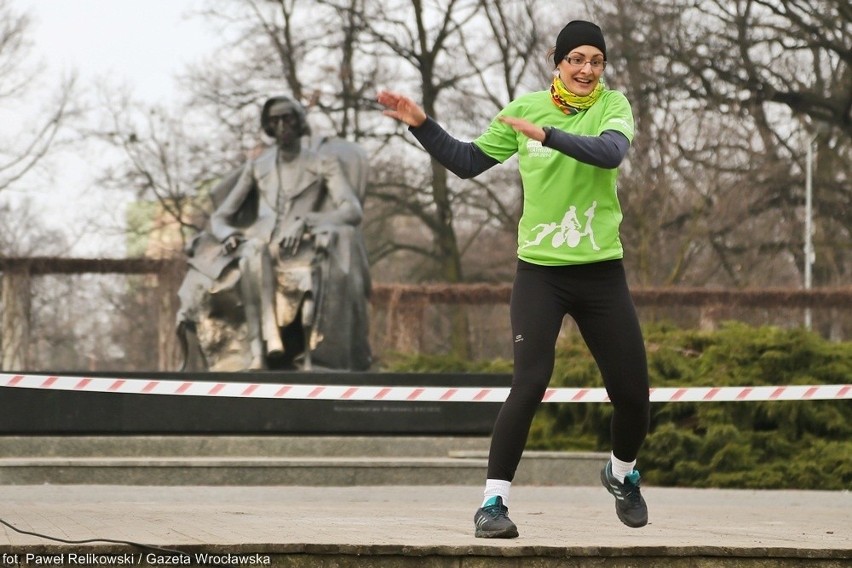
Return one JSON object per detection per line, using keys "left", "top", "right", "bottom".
{"left": 804, "top": 137, "right": 815, "bottom": 329}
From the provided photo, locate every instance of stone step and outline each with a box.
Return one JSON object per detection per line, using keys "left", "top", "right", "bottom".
{"left": 0, "top": 435, "right": 491, "bottom": 457}
{"left": 0, "top": 435, "right": 608, "bottom": 486}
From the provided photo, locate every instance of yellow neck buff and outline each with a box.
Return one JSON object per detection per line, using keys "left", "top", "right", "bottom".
{"left": 550, "top": 75, "right": 605, "bottom": 115}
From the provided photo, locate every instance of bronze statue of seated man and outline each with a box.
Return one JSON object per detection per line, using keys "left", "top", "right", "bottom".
{"left": 176, "top": 95, "right": 372, "bottom": 372}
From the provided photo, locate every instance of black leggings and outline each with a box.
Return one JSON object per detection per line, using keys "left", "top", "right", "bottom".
{"left": 487, "top": 259, "right": 650, "bottom": 481}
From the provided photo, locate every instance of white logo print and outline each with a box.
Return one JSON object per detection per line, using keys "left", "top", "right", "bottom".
{"left": 526, "top": 139, "right": 553, "bottom": 158}
{"left": 521, "top": 201, "right": 600, "bottom": 251}
{"left": 514, "top": 334, "right": 524, "bottom": 343}
{"left": 605, "top": 118, "right": 633, "bottom": 137}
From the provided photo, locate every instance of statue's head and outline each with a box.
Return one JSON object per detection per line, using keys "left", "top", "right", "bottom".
{"left": 261, "top": 95, "right": 311, "bottom": 139}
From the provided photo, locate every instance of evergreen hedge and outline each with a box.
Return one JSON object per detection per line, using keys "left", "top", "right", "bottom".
{"left": 381, "top": 322, "right": 852, "bottom": 490}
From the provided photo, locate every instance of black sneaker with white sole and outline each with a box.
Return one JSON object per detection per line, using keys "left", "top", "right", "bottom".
{"left": 600, "top": 461, "right": 648, "bottom": 528}
{"left": 473, "top": 496, "right": 519, "bottom": 538}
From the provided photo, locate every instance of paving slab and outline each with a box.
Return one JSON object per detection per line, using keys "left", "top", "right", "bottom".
{"left": 0, "top": 485, "right": 848, "bottom": 567}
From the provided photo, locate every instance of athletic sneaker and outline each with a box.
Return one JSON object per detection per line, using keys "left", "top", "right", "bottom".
{"left": 473, "top": 496, "right": 519, "bottom": 538}
{"left": 600, "top": 461, "right": 648, "bottom": 528}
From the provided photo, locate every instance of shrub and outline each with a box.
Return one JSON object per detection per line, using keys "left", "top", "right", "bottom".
{"left": 381, "top": 322, "right": 852, "bottom": 489}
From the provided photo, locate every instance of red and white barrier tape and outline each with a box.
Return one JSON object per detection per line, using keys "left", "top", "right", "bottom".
{"left": 1, "top": 373, "right": 849, "bottom": 403}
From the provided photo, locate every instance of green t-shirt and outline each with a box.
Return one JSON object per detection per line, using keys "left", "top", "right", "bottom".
{"left": 473, "top": 89, "right": 634, "bottom": 266}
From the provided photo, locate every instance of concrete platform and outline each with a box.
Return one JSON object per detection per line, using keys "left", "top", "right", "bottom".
{"left": 0, "top": 484, "right": 848, "bottom": 567}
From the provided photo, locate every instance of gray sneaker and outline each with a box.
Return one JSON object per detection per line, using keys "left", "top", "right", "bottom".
{"left": 473, "top": 496, "right": 519, "bottom": 538}
{"left": 600, "top": 461, "right": 649, "bottom": 527}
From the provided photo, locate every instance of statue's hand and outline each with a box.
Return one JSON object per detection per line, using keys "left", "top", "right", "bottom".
{"left": 314, "top": 231, "right": 333, "bottom": 252}
{"left": 278, "top": 218, "right": 308, "bottom": 256}
{"left": 223, "top": 234, "right": 243, "bottom": 254}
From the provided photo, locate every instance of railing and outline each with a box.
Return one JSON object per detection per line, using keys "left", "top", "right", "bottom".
{"left": 1, "top": 257, "right": 183, "bottom": 370}
{"left": 370, "top": 282, "right": 852, "bottom": 357}
{"left": 2, "top": 257, "right": 850, "bottom": 370}
{"left": 369, "top": 282, "right": 852, "bottom": 307}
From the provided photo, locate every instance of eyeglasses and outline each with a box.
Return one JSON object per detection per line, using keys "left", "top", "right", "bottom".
{"left": 563, "top": 55, "right": 606, "bottom": 70}
{"left": 269, "top": 113, "right": 299, "bottom": 124}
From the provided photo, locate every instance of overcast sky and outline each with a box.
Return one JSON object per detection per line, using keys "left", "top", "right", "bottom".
{"left": 19, "top": 0, "right": 214, "bottom": 103}
{"left": 7, "top": 0, "right": 219, "bottom": 255}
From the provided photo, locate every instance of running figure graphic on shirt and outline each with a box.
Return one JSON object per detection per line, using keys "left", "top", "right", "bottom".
{"left": 521, "top": 201, "right": 600, "bottom": 251}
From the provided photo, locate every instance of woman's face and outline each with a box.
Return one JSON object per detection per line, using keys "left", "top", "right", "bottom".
{"left": 556, "top": 45, "right": 606, "bottom": 96}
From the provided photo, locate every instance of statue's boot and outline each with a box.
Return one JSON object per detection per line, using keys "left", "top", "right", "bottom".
{"left": 300, "top": 296, "right": 315, "bottom": 371}
{"left": 264, "top": 320, "right": 285, "bottom": 357}
{"left": 301, "top": 330, "right": 313, "bottom": 371}
{"left": 249, "top": 339, "right": 265, "bottom": 370}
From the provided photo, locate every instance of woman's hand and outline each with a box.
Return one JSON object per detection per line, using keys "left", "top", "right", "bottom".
{"left": 498, "top": 115, "right": 547, "bottom": 142}
{"left": 376, "top": 90, "right": 427, "bottom": 127}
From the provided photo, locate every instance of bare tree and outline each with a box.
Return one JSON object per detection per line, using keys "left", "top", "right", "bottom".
{"left": 0, "top": 0, "right": 76, "bottom": 195}
{"left": 0, "top": 200, "right": 69, "bottom": 257}
{"left": 87, "top": 0, "right": 572, "bottom": 283}
{"left": 184, "top": 0, "right": 379, "bottom": 134}
{"left": 92, "top": 0, "right": 382, "bottom": 258}
{"left": 362, "top": 0, "right": 566, "bottom": 282}
{"left": 598, "top": 0, "right": 850, "bottom": 288}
